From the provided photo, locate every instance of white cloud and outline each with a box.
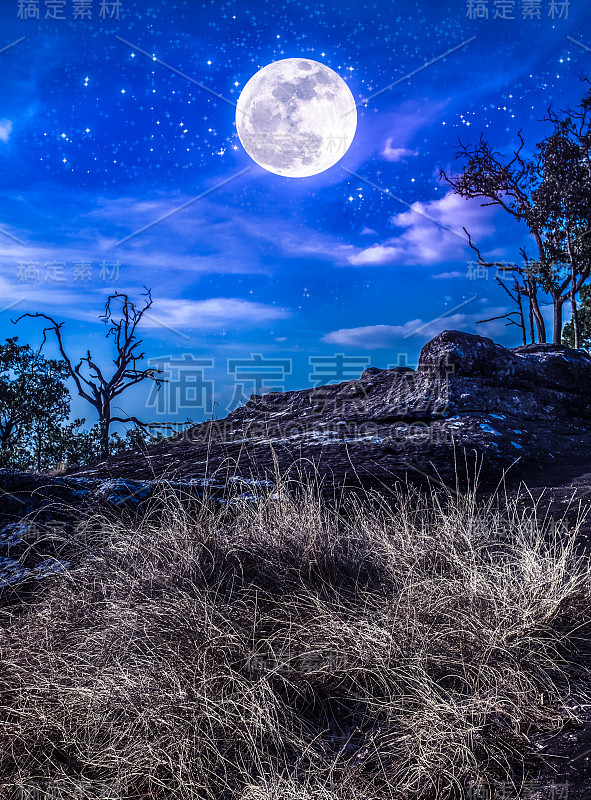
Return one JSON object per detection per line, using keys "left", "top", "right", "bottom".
{"left": 367, "top": 100, "right": 450, "bottom": 163}
{"left": 381, "top": 139, "right": 418, "bottom": 162}
{"left": 0, "top": 260, "right": 290, "bottom": 335}
{"left": 432, "top": 271, "right": 465, "bottom": 280}
{"left": 348, "top": 244, "right": 400, "bottom": 266}
{"left": 141, "top": 297, "right": 290, "bottom": 331}
{"left": 0, "top": 273, "right": 86, "bottom": 316}
{"left": 0, "top": 120, "right": 12, "bottom": 143}
{"left": 322, "top": 308, "right": 509, "bottom": 349}
{"left": 347, "top": 191, "right": 498, "bottom": 268}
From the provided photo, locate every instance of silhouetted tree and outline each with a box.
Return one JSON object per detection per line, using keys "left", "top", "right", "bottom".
{"left": 441, "top": 83, "right": 591, "bottom": 344}
{"left": 543, "top": 85, "right": 591, "bottom": 348}
{"left": 441, "top": 131, "right": 547, "bottom": 341}
{"left": 15, "top": 289, "right": 176, "bottom": 461}
{"left": 0, "top": 337, "right": 71, "bottom": 469}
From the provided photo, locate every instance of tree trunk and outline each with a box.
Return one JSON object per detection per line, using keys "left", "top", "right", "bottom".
{"left": 571, "top": 293, "right": 580, "bottom": 349}
{"left": 526, "top": 295, "right": 536, "bottom": 344}
{"left": 527, "top": 280, "right": 546, "bottom": 343}
{"left": 528, "top": 297, "right": 535, "bottom": 343}
{"left": 516, "top": 291, "right": 526, "bottom": 345}
{"left": 99, "top": 412, "right": 110, "bottom": 461}
{"left": 571, "top": 262, "right": 581, "bottom": 349}
{"left": 552, "top": 296, "right": 565, "bottom": 344}
{"left": 566, "top": 232, "right": 581, "bottom": 349}
{"left": 530, "top": 237, "right": 549, "bottom": 343}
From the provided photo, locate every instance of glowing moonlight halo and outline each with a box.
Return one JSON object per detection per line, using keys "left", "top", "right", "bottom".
{"left": 236, "top": 58, "right": 357, "bottom": 178}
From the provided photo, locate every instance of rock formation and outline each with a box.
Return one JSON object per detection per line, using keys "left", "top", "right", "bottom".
{"left": 68, "top": 329, "right": 591, "bottom": 493}
{"left": 3, "top": 329, "right": 591, "bottom": 590}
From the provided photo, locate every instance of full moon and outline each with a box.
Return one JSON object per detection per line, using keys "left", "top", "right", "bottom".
{"left": 236, "top": 58, "right": 357, "bottom": 178}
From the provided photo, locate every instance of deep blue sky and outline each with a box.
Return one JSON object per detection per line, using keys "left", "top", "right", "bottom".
{"left": 0, "top": 0, "right": 590, "bottom": 427}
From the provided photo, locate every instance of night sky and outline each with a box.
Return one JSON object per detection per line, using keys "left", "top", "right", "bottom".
{"left": 0, "top": 0, "right": 590, "bottom": 427}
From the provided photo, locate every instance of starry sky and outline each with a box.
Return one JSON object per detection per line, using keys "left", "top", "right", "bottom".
{"left": 0, "top": 0, "right": 590, "bottom": 427}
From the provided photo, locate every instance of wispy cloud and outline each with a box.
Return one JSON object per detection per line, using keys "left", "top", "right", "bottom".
{"left": 0, "top": 120, "right": 12, "bottom": 143}
{"left": 0, "top": 190, "right": 284, "bottom": 281}
{"left": 347, "top": 191, "right": 497, "bottom": 267}
{"left": 0, "top": 273, "right": 89, "bottom": 314}
{"left": 88, "top": 190, "right": 372, "bottom": 275}
{"left": 140, "top": 297, "right": 290, "bottom": 331}
{"left": 0, "top": 263, "right": 290, "bottom": 334}
{"left": 432, "top": 270, "right": 465, "bottom": 280}
{"left": 322, "top": 307, "right": 509, "bottom": 348}
{"left": 381, "top": 139, "right": 418, "bottom": 162}
{"left": 363, "top": 99, "right": 449, "bottom": 162}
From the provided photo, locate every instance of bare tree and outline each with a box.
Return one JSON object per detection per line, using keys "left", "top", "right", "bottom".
{"left": 441, "top": 96, "right": 591, "bottom": 345}
{"left": 441, "top": 131, "right": 548, "bottom": 340}
{"left": 14, "top": 288, "right": 183, "bottom": 460}
{"left": 466, "top": 230, "right": 539, "bottom": 345}
{"left": 477, "top": 273, "right": 527, "bottom": 346}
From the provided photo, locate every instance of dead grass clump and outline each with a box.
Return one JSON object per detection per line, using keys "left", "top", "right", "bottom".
{"left": 0, "top": 480, "right": 589, "bottom": 800}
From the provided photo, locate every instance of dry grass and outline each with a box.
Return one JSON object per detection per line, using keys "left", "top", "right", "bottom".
{"left": 0, "top": 479, "right": 590, "bottom": 800}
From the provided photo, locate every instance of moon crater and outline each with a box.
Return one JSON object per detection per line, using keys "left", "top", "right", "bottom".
{"left": 236, "top": 58, "right": 357, "bottom": 178}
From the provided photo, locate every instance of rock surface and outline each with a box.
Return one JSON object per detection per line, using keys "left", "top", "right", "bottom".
{"left": 68, "top": 330, "right": 591, "bottom": 493}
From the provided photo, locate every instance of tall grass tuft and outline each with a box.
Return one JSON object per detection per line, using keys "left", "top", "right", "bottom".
{"left": 0, "top": 478, "right": 590, "bottom": 799}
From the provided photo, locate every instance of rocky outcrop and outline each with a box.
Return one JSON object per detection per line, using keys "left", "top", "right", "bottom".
{"left": 3, "top": 329, "right": 591, "bottom": 592}
{"left": 69, "top": 330, "right": 591, "bottom": 493}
